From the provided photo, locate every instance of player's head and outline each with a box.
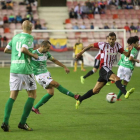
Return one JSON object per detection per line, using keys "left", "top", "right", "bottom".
{"left": 108, "top": 32, "right": 116, "bottom": 47}
{"left": 40, "top": 40, "right": 51, "bottom": 53}
{"left": 77, "top": 37, "right": 81, "bottom": 43}
{"left": 133, "top": 36, "right": 139, "bottom": 48}
{"left": 22, "top": 20, "right": 32, "bottom": 34}
{"left": 106, "top": 35, "right": 109, "bottom": 43}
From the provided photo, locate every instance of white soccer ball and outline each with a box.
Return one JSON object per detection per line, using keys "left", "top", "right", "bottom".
{"left": 106, "top": 93, "right": 117, "bottom": 103}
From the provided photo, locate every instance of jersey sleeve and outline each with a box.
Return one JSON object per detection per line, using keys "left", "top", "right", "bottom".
{"left": 93, "top": 42, "right": 105, "bottom": 50}
{"left": 130, "top": 49, "right": 137, "bottom": 58}
{"left": 22, "top": 37, "right": 34, "bottom": 50}
{"left": 6, "top": 40, "right": 12, "bottom": 50}
{"left": 118, "top": 43, "right": 124, "bottom": 54}
{"left": 47, "top": 52, "right": 53, "bottom": 60}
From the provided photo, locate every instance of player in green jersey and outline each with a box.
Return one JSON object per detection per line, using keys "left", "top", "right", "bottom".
{"left": 117, "top": 36, "right": 139, "bottom": 100}
{"left": 1, "top": 20, "right": 38, "bottom": 132}
{"left": 31, "top": 40, "right": 80, "bottom": 114}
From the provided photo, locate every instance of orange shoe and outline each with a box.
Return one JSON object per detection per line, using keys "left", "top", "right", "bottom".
{"left": 117, "top": 98, "right": 121, "bottom": 101}
{"left": 111, "top": 81, "right": 115, "bottom": 84}
{"left": 73, "top": 70, "right": 77, "bottom": 72}
{"left": 81, "top": 69, "right": 86, "bottom": 71}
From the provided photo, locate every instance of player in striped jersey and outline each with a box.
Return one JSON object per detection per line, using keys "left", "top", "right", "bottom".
{"left": 75, "top": 32, "right": 135, "bottom": 109}
{"left": 80, "top": 36, "right": 110, "bottom": 85}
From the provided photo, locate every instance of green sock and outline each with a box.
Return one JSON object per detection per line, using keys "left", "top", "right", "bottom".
{"left": 117, "top": 85, "right": 127, "bottom": 99}
{"left": 34, "top": 93, "right": 53, "bottom": 109}
{"left": 20, "top": 98, "right": 35, "bottom": 125}
{"left": 3, "top": 98, "right": 15, "bottom": 125}
{"left": 57, "top": 85, "right": 75, "bottom": 98}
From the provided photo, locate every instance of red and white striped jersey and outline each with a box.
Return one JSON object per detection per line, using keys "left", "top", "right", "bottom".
{"left": 94, "top": 42, "right": 124, "bottom": 70}
{"left": 95, "top": 50, "right": 101, "bottom": 60}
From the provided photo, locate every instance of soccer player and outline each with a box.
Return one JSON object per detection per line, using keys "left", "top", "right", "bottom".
{"left": 80, "top": 36, "right": 110, "bottom": 85}
{"left": 75, "top": 32, "right": 135, "bottom": 109}
{"left": 117, "top": 36, "right": 139, "bottom": 101}
{"left": 1, "top": 20, "right": 38, "bottom": 132}
{"left": 31, "top": 40, "right": 80, "bottom": 114}
{"left": 73, "top": 37, "right": 86, "bottom": 72}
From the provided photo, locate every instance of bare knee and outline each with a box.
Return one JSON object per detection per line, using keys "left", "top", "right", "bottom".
{"left": 27, "top": 90, "right": 36, "bottom": 99}
{"left": 93, "top": 88, "right": 100, "bottom": 94}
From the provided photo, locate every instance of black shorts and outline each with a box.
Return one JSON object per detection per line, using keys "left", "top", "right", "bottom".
{"left": 75, "top": 56, "right": 83, "bottom": 62}
{"left": 94, "top": 59, "right": 100, "bottom": 69}
{"left": 98, "top": 66, "right": 114, "bottom": 83}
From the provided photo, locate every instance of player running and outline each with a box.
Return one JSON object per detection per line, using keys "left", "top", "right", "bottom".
{"left": 80, "top": 36, "right": 110, "bottom": 85}
{"left": 75, "top": 32, "right": 135, "bottom": 109}
{"left": 31, "top": 40, "right": 80, "bottom": 114}
{"left": 73, "top": 37, "right": 86, "bottom": 72}
{"left": 1, "top": 20, "right": 38, "bottom": 132}
{"left": 117, "top": 36, "right": 139, "bottom": 101}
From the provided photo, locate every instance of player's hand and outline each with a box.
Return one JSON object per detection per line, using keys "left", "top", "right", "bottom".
{"left": 76, "top": 52, "right": 82, "bottom": 59}
{"left": 136, "top": 59, "right": 140, "bottom": 63}
{"left": 33, "top": 53, "right": 39, "bottom": 59}
{"left": 64, "top": 67, "right": 70, "bottom": 74}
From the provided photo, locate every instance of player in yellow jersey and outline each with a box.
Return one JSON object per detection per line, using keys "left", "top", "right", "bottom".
{"left": 73, "top": 37, "right": 86, "bottom": 72}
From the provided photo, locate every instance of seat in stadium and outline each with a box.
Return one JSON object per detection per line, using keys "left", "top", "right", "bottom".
{"left": 117, "top": 10, "right": 124, "bottom": 15}
{"left": 65, "top": 23, "right": 72, "bottom": 29}
{"left": 89, "top": 19, "right": 96, "bottom": 24}
{"left": 83, "top": 18, "right": 90, "bottom": 24}
{"left": 16, "top": 23, "right": 22, "bottom": 29}
{"left": 0, "top": 28, "right": 4, "bottom": 34}
{"left": 66, "top": 32, "right": 75, "bottom": 39}
{"left": 19, "top": 5, "right": 26, "bottom": 11}
{"left": 77, "top": 19, "right": 83, "bottom": 25}
{"left": 83, "top": 41, "right": 89, "bottom": 47}
{"left": 80, "top": 32, "right": 87, "bottom": 38}
{"left": 9, "top": 23, "right": 16, "bottom": 29}
{"left": 94, "top": 14, "right": 100, "bottom": 19}
{"left": 88, "top": 14, "right": 94, "bottom": 19}
{"left": 70, "top": 19, "right": 77, "bottom": 24}
{"left": 100, "top": 14, "right": 107, "bottom": 20}
{"left": 75, "top": 32, "right": 81, "bottom": 38}
{"left": 111, "top": 10, "right": 117, "bottom": 14}
{"left": 106, "top": 10, "right": 111, "bottom": 15}
{"left": 119, "top": 14, "right": 125, "bottom": 19}
{"left": 87, "top": 32, "right": 93, "bottom": 39}
{"left": 42, "top": 33, "right": 49, "bottom": 39}
{"left": 106, "top": 14, "right": 112, "bottom": 19}
{"left": 93, "top": 33, "right": 100, "bottom": 39}
{"left": 5, "top": 33, "right": 13, "bottom": 39}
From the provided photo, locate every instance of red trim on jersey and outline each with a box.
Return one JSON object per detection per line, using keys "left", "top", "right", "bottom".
{"left": 118, "top": 48, "right": 124, "bottom": 54}
{"left": 96, "top": 54, "right": 100, "bottom": 60}
{"left": 93, "top": 42, "right": 99, "bottom": 48}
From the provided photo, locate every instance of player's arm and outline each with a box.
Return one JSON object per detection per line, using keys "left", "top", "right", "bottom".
{"left": 77, "top": 44, "right": 94, "bottom": 58}
{"left": 129, "top": 56, "right": 140, "bottom": 63}
{"left": 4, "top": 47, "right": 11, "bottom": 54}
{"left": 21, "top": 47, "right": 38, "bottom": 59}
{"left": 122, "top": 45, "right": 133, "bottom": 57}
{"left": 49, "top": 57, "right": 70, "bottom": 73}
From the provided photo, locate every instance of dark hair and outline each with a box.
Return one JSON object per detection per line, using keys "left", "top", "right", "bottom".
{"left": 106, "top": 35, "right": 109, "bottom": 39}
{"left": 127, "top": 36, "right": 139, "bottom": 44}
{"left": 108, "top": 32, "right": 116, "bottom": 38}
{"left": 133, "top": 36, "right": 139, "bottom": 43}
{"left": 41, "top": 40, "right": 51, "bottom": 47}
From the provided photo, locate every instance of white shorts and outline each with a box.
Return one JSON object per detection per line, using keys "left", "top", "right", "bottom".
{"left": 10, "top": 73, "right": 37, "bottom": 91}
{"left": 35, "top": 72, "right": 53, "bottom": 89}
{"left": 117, "top": 66, "right": 132, "bottom": 82}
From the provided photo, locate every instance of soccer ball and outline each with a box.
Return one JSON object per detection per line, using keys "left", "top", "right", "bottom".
{"left": 106, "top": 93, "right": 117, "bottom": 103}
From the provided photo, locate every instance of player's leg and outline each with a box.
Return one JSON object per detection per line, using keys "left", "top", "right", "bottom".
{"left": 32, "top": 87, "right": 54, "bottom": 114}
{"left": 50, "top": 80, "right": 80, "bottom": 100}
{"left": 19, "top": 74, "right": 37, "bottom": 131}
{"left": 74, "top": 58, "right": 78, "bottom": 72}
{"left": 1, "top": 90, "right": 19, "bottom": 132}
{"left": 76, "top": 81, "right": 106, "bottom": 109}
{"left": 81, "top": 56, "right": 86, "bottom": 71}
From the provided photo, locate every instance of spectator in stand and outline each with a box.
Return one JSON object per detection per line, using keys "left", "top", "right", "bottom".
{"left": 2, "top": 36, "right": 8, "bottom": 47}
{"left": 1, "top": 1, "right": 7, "bottom": 9}
{"left": 124, "top": 22, "right": 130, "bottom": 32}
{"left": 133, "top": 0, "right": 139, "bottom": 6}
{"left": 26, "top": 13, "right": 32, "bottom": 21}
{"left": 104, "top": 23, "right": 110, "bottom": 29}
{"left": 98, "top": 0, "right": 106, "bottom": 14}
{"left": 130, "top": 22, "right": 137, "bottom": 32}
{"left": 125, "top": 0, "right": 133, "bottom": 9}
{"left": 3, "top": 15, "right": 8, "bottom": 23}
{"left": 42, "top": 23, "right": 47, "bottom": 30}
{"left": 112, "top": 21, "right": 118, "bottom": 29}
{"left": 33, "top": 0, "right": 38, "bottom": 6}
{"left": 109, "top": 0, "right": 117, "bottom": 6}
{"left": 93, "top": 3, "right": 101, "bottom": 14}
{"left": 86, "top": 0, "right": 93, "bottom": 12}
{"left": 21, "top": 16, "right": 28, "bottom": 23}
{"left": 119, "top": 0, "right": 127, "bottom": 8}
{"left": 80, "top": 22, "right": 86, "bottom": 29}
{"left": 26, "top": 3, "right": 32, "bottom": 14}
{"left": 136, "top": 23, "right": 140, "bottom": 32}
{"left": 0, "top": 18, "right": 4, "bottom": 28}
{"left": 8, "top": 13, "right": 15, "bottom": 23}
{"left": 16, "top": 13, "right": 22, "bottom": 23}
{"left": 0, "top": 35, "right": 2, "bottom": 47}
{"left": 82, "top": 2, "right": 91, "bottom": 15}
{"left": 90, "top": 22, "right": 94, "bottom": 29}
{"left": 74, "top": 3, "right": 83, "bottom": 19}
{"left": 73, "top": 22, "right": 79, "bottom": 30}
{"left": 35, "top": 20, "right": 42, "bottom": 29}
{"left": 6, "top": 0, "right": 13, "bottom": 9}
{"left": 69, "top": 8, "right": 77, "bottom": 19}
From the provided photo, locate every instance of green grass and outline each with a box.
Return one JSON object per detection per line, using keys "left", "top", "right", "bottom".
{"left": 0, "top": 67, "right": 140, "bottom": 140}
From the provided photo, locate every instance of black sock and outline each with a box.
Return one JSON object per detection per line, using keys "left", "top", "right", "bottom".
{"left": 83, "top": 70, "right": 94, "bottom": 79}
{"left": 115, "top": 80, "right": 127, "bottom": 95}
{"left": 79, "top": 89, "right": 95, "bottom": 102}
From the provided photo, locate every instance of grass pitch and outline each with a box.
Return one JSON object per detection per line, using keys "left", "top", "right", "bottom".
{"left": 0, "top": 67, "right": 140, "bottom": 140}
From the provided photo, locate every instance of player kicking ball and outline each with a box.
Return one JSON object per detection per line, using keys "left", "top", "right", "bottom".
{"left": 75, "top": 32, "right": 135, "bottom": 109}
{"left": 117, "top": 36, "right": 139, "bottom": 101}
{"left": 31, "top": 41, "right": 80, "bottom": 114}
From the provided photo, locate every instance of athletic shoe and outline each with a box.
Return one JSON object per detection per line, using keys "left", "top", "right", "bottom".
{"left": 125, "top": 88, "right": 135, "bottom": 99}
{"left": 117, "top": 98, "right": 121, "bottom": 101}
{"left": 106, "top": 82, "right": 110, "bottom": 86}
{"left": 1, "top": 123, "right": 10, "bottom": 132}
{"left": 18, "top": 123, "right": 33, "bottom": 131}
{"left": 73, "top": 70, "right": 76, "bottom": 72}
{"left": 80, "top": 76, "right": 85, "bottom": 84}
{"left": 75, "top": 100, "right": 81, "bottom": 109}
{"left": 74, "top": 94, "right": 81, "bottom": 100}
{"left": 81, "top": 69, "right": 86, "bottom": 71}
{"left": 32, "top": 107, "right": 41, "bottom": 114}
